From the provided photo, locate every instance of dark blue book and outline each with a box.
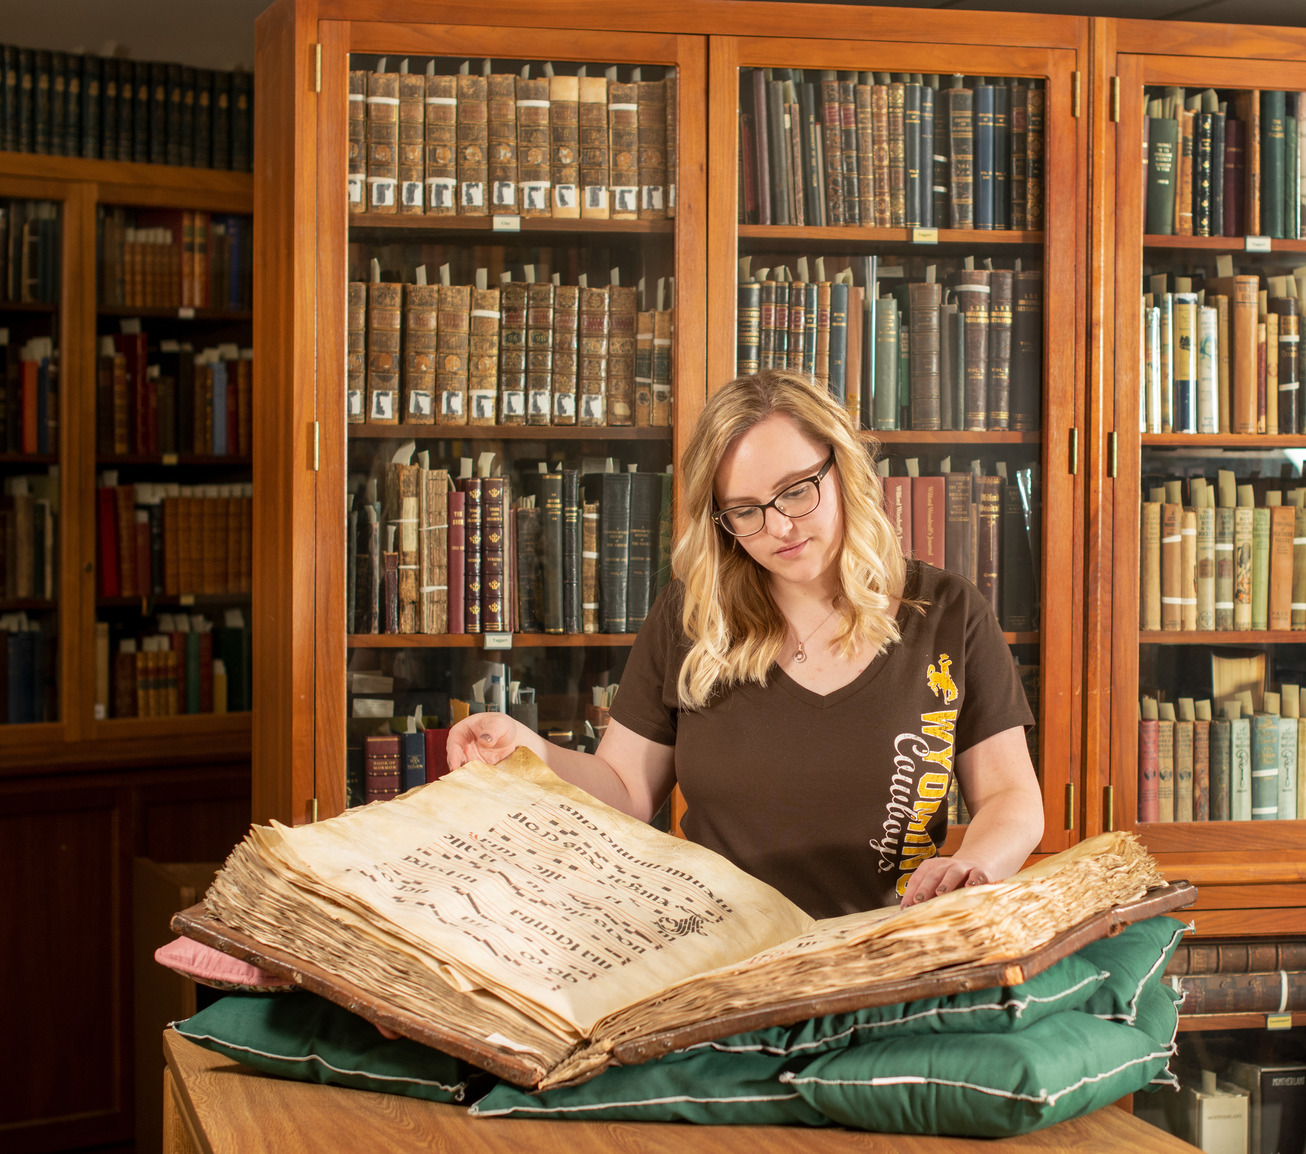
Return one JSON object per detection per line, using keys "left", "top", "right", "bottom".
{"left": 63, "top": 53, "right": 82, "bottom": 157}
{"left": 992, "top": 81, "right": 1010, "bottom": 229}
{"left": 16, "top": 47, "right": 34, "bottom": 153}
{"left": 49, "top": 51, "right": 67, "bottom": 157}
{"left": 179, "top": 66, "right": 196, "bottom": 166}
{"left": 116, "top": 59, "right": 135, "bottom": 163}
{"left": 400, "top": 731, "right": 426, "bottom": 793}
{"left": 903, "top": 79, "right": 921, "bottom": 227}
{"left": 8, "top": 629, "right": 37, "bottom": 723}
{"left": 149, "top": 61, "right": 168, "bottom": 164}
{"left": 80, "top": 54, "right": 100, "bottom": 159}
{"left": 211, "top": 69, "right": 232, "bottom": 170}
{"left": 193, "top": 69, "right": 213, "bottom": 168}
{"left": 133, "top": 60, "right": 152, "bottom": 163}
{"left": 166, "top": 63, "right": 183, "bottom": 165}
{"left": 919, "top": 82, "right": 934, "bottom": 229}
{"left": 973, "top": 81, "right": 995, "bottom": 230}
{"left": 99, "top": 57, "right": 120, "bottom": 160}
{"left": 32, "top": 50, "right": 51, "bottom": 155}
{"left": 0, "top": 45, "right": 17, "bottom": 153}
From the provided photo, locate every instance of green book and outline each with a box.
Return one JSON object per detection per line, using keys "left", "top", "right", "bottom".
{"left": 1210, "top": 717, "right": 1231, "bottom": 820}
{"left": 872, "top": 299, "right": 899, "bottom": 430}
{"left": 1145, "top": 112, "right": 1179, "bottom": 235}
{"left": 1214, "top": 505, "right": 1235, "bottom": 630}
{"left": 1250, "top": 712, "right": 1280, "bottom": 819}
{"left": 1230, "top": 714, "right": 1252, "bottom": 819}
{"left": 1261, "top": 90, "right": 1286, "bottom": 239}
{"left": 1287, "top": 110, "right": 1299, "bottom": 239}
{"left": 1251, "top": 505, "right": 1270, "bottom": 630}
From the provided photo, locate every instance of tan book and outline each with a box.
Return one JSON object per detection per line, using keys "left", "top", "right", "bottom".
{"left": 665, "top": 70, "right": 678, "bottom": 218}
{"left": 467, "top": 286, "right": 501, "bottom": 426}
{"left": 487, "top": 73, "right": 518, "bottom": 214}
{"left": 365, "top": 281, "right": 401, "bottom": 424}
{"left": 578, "top": 75, "right": 610, "bottom": 219}
{"left": 1234, "top": 502, "right": 1255, "bottom": 630}
{"left": 498, "top": 283, "right": 528, "bottom": 424}
{"left": 582, "top": 499, "right": 600, "bottom": 633}
{"left": 1211, "top": 292, "right": 1230, "bottom": 432}
{"left": 435, "top": 283, "right": 471, "bottom": 424}
{"left": 515, "top": 75, "right": 552, "bottom": 217}
{"left": 365, "top": 70, "right": 399, "bottom": 214}
{"left": 526, "top": 282, "right": 555, "bottom": 425}
{"left": 346, "top": 281, "right": 367, "bottom": 424}
{"left": 1175, "top": 106, "right": 1195, "bottom": 236}
{"left": 871, "top": 81, "right": 892, "bottom": 227}
{"left": 888, "top": 80, "right": 906, "bottom": 227}
{"left": 1294, "top": 501, "right": 1306, "bottom": 630}
{"left": 1196, "top": 499, "right": 1216, "bottom": 630}
{"left": 401, "top": 283, "right": 437, "bottom": 425}
{"left": 420, "top": 464, "right": 450, "bottom": 635}
{"left": 634, "top": 309, "right": 654, "bottom": 427}
{"left": 1174, "top": 711, "right": 1195, "bottom": 822}
{"left": 385, "top": 458, "right": 420, "bottom": 633}
{"left": 637, "top": 78, "right": 668, "bottom": 219}
{"left": 1025, "top": 83, "right": 1044, "bottom": 230}
{"left": 608, "top": 80, "right": 640, "bottom": 220}
{"left": 549, "top": 74, "right": 581, "bottom": 218}
{"left": 606, "top": 285, "right": 637, "bottom": 426}
{"left": 347, "top": 70, "right": 367, "bottom": 212}
{"left": 1265, "top": 309, "right": 1280, "bottom": 434}
{"left": 1161, "top": 501, "right": 1183, "bottom": 631}
{"left": 1270, "top": 501, "right": 1295, "bottom": 631}
{"left": 552, "top": 284, "right": 580, "bottom": 424}
{"left": 456, "top": 74, "right": 489, "bottom": 213}
{"left": 397, "top": 71, "right": 426, "bottom": 213}
{"left": 1207, "top": 275, "right": 1259, "bottom": 434}
{"left": 423, "top": 72, "right": 458, "bottom": 215}
{"left": 1180, "top": 505, "right": 1198, "bottom": 630}
{"left": 652, "top": 307, "right": 673, "bottom": 427}
{"left": 577, "top": 285, "right": 610, "bottom": 427}
{"left": 814, "top": 280, "right": 832, "bottom": 389}
{"left": 1158, "top": 711, "right": 1176, "bottom": 821}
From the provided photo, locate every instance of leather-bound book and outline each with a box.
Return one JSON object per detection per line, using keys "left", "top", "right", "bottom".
{"left": 563, "top": 470, "right": 583, "bottom": 633}
{"left": 578, "top": 75, "right": 610, "bottom": 219}
{"left": 1270, "top": 502, "right": 1295, "bottom": 632}
{"left": 757, "top": 278, "right": 776, "bottom": 370}
{"left": 1025, "top": 82, "right": 1044, "bottom": 230}
{"left": 911, "top": 474, "right": 944, "bottom": 569}
{"left": 626, "top": 471, "right": 663, "bottom": 632}
{"left": 924, "top": 79, "right": 943, "bottom": 229}
{"left": 992, "top": 82, "right": 1010, "bottom": 229}
{"left": 401, "top": 283, "right": 437, "bottom": 424}
{"left": 435, "top": 283, "right": 471, "bottom": 425}
{"left": 467, "top": 286, "right": 501, "bottom": 426}
{"left": 820, "top": 78, "right": 845, "bottom": 227}
{"left": 636, "top": 308, "right": 656, "bottom": 424}
{"left": 739, "top": 71, "right": 760, "bottom": 224}
{"left": 987, "top": 269, "right": 1013, "bottom": 430}
{"left": 975, "top": 474, "right": 1003, "bottom": 619}
{"left": 882, "top": 474, "right": 911, "bottom": 559}
{"left": 516, "top": 74, "right": 552, "bottom": 217}
{"left": 813, "top": 280, "right": 832, "bottom": 389}
{"left": 1223, "top": 117, "right": 1245, "bottom": 235}
{"left": 582, "top": 500, "right": 601, "bottom": 633}
{"left": 608, "top": 79, "right": 640, "bottom": 221}
{"left": 1138, "top": 707, "right": 1160, "bottom": 823}
{"left": 887, "top": 79, "right": 906, "bottom": 227}
{"left": 651, "top": 308, "right": 673, "bottom": 427}
{"left": 952, "top": 269, "right": 990, "bottom": 430}
{"left": 526, "top": 282, "right": 555, "bottom": 426}
{"left": 487, "top": 73, "right": 518, "bottom": 215}
{"left": 365, "top": 69, "right": 399, "bottom": 213}
{"left": 353, "top": 501, "right": 379, "bottom": 633}
{"left": 482, "top": 476, "right": 507, "bottom": 633}
{"left": 419, "top": 465, "right": 450, "bottom": 634}
{"left": 364, "top": 734, "right": 402, "bottom": 804}
{"left": 1145, "top": 109, "right": 1179, "bottom": 235}
{"left": 1176, "top": 104, "right": 1196, "bottom": 236}
{"left": 1294, "top": 502, "right": 1306, "bottom": 630}
{"left": 397, "top": 71, "right": 426, "bottom": 213}
{"left": 498, "top": 282, "right": 528, "bottom": 425}
{"left": 1261, "top": 90, "right": 1286, "bottom": 239}
{"left": 552, "top": 285, "right": 580, "bottom": 425}
{"left": 947, "top": 85, "right": 974, "bottom": 229}
{"left": 382, "top": 540, "right": 400, "bottom": 634}
{"left": 607, "top": 284, "right": 637, "bottom": 426}
{"left": 599, "top": 471, "right": 633, "bottom": 633}
{"left": 902, "top": 78, "right": 921, "bottom": 228}
{"left": 1206, "top": 274, "right": 1259, "bottom": 433}
{"left": 854, "top": 80, "right": 875, "bottom": 227}
{"left": 844, "top": 77, "right": 864, "bottom": 226}
{"left": 446, "top": 490, "right": 465, "bottom": 634}
{"left": 907, "top": 281, "right": 942, "bottom": 431}
{"left": 788, "top": 282, "right": 809, "bottom": 377}
{"left": 872, "top": 296, "right": 899, "bottom": 431}
{"left": 424, "top": 72, "right": 458, "bottom": 216}
{"left": 346, "top": 281, "right": 367, "bottom": 424}
{"left": 539, "top": 471, "right": 564, "bottom": 633}
{"left": 637, "top": 77, "right": 668, "bottom": 219}
{"left": 1160, "top": 501, "right": 1183, "bottom": 631}
{"left": 1000, "top": 468, "right": 1034, "bottom": 631}
{"left": 577, "top": 285, "right": 609, "bottom": 427}
{"left": 942, "top": 472, "right": 974, "bottom": 586}
{"left": 827, "top": 281, "right": 850, "bottom": 407}
{"left": 348, "top": 70, "right": 367, "bottom": 212}
{"left": 550, "top": 74, "right": 581, "bottom": 219}
{"left": 1011, "top": 269, "right": 1042, "bottom": 431}
{"left": 456, "top": 74, "right": 488, "bottom": 214}
{"left": 1269, "top": 296, "right": 1299, "bottom": 434}
{"left": 386, "top": 461, "right": 420, "bottom": 633}
{"left": 1009, "top": 82, "right": 1028, "bottom": 230}
{"left": 515, "top": 502, "right": 544, "bottom": 634}
{"left": 870, "top": 79, "right": 891, "bottom": 227}
{"left": 665, "top": 70, "right": 679, "bottom": 217}
{"left": 973, "top": 82, "right": 995, "bottom": 230}
{"left": 460, "top": 478, "right": 484, "bottom": 634}
{"left": 365, "top": 280, "right": 401, "bottom": 424}
{"left": 1194, "top": 108, "right": 1214, "bottom": 236}
{"left": 210, "top": 67, "right": 230, "bottom": 169}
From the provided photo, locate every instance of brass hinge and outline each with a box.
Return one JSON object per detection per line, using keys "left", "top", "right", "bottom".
{"left": 313, "top": 421, "right": 320, "bottom": 471}
{"left": 314, "top": 43, "right": 322, "bottom": 94}
{"left": 1072, "top": 71, "right": 1081, "bottom": 118}
{"left": 1111, "top": 76, "right": 1120, "bottom": 123}
{"left": 310, "top": 797, "right": 319, "bottom": 823}
{"left": 1104, "top": 785, "right": 1116, "bottom": 833}
{"left": 1109, "top": 430, "right": 1118, "bottom": 478}
{"left": 1064, "top": 782, "right": 1075, "bottom": 831}
{"left": 1069, "top": 427, "right": 1079, "bottom": 475}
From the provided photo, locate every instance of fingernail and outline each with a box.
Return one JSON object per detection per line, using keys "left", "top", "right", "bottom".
{"left": 914, "top": 894, "right": 925, "bottom": 903}
{"left": 936, "top": 885, "right": 947, "bottom": 893}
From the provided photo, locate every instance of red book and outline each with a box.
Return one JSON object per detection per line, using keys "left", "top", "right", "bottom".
{"left": 113, "top": 332, "right": 148, "bottom": 455}
{"left": 364, "top": 734, "right": 402, "bottom": 803}
{"left": 447, "top": 490, "right": 466, "bottom": 636}
{"left": 98, "top": 485, "right": 121, "bottom": 597}
{"left": 911, "top": 475, "right": 945, "bottom": 569}
{"left": 21, "top": 358, "right": 38, "bottom": 454}
{"left": 1222, "top": 117, "right": 1245, "bottom": 237}
{"left": 1138, "top": 716, "right": 1160, "bottom": 823}
{"left": 423, "top": 727, "right": 451, "bottom": 782}
{"left": 881, "top": 475, "right": 911, "bottom": 558}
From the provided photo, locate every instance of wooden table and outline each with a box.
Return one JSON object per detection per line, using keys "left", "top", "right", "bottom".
{"left": 162, "top": 1029, "right": 1200, "bottom": 1154}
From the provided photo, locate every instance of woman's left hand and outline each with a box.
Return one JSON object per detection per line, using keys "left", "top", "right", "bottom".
{"left": 899, "top": 856, "right": 990, "bottom": 907}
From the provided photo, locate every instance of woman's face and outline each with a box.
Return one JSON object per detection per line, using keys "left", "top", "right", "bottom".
{"left": 713, "top": 413, "right": 843, "bottom": 594}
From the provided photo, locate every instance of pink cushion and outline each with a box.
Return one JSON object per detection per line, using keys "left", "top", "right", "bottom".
{"left": 155, "top": 936, "right": 294, "bottom": 991}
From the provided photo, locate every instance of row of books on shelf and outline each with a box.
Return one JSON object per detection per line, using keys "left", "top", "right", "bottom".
{"left": 0, "top": 200, "right": 58, "bottom": 305}
{"left": 348, "top": 448, "right": 672, "bottom": 637}
{"left": 349, "top": 274, "right": 673, "bottom": 428}
{"left": 1141, "top": 266, "right": 1306, "bottom": 435}
{"left": 0, "top": 611, "right": 51, "bottom": 723}
{"left": 1143, "top": 86, "right": 1306, "bottom": 239}
{"left": 95, "top": 334, "right": 252, "bottom": 458}
{"left": 94, "top": 610, "right": 251, "bottom": 720}
{"left": 1140, "top": 473, "right": 1306, "bottom": 632}
{"left": 349, "top": 60, "right": 675, "bottom": 220}
{"left": 880, "top": 460, "right": 1040, "bottom": 634}
{"left": 0, "top": 473, "right": 56, "bottom": 602}
{"left": 98, "top": 207, "right": 252, "bottom": 311}
{"left": 739, "top": 69, "right": 1045, "bottom": 231}
{"left": 0, "top": 333, "right": 57, "bottom": 454}
{"left": 96, "top": 475, "right": 252, "bottom": 599}
{"left": 739, "top": 255, "right": 1043, "bottom": 432}
{"left": 0, "top": 44, "right": 251, "bottom": 170}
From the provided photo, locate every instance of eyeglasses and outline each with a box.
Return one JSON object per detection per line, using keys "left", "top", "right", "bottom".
{"left": 712, "top": 451, "right": 835, "bottom": 538}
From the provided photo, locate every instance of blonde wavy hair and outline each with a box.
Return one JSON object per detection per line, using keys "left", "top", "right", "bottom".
{"left": 672, "top": 369, "right": 912, "bottom": 709}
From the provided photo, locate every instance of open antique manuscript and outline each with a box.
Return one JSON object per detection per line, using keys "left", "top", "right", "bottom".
{"left": 178, "top": 747, "right": 1186, "bottom": 1089}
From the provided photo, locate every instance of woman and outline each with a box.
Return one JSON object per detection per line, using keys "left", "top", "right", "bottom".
{"left": 448, "top": 369, "right": 1044, "bottom": 917}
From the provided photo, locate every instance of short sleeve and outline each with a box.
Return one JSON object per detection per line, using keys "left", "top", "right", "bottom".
{"left": 609, "top": 582, "right": 682, "bottom": 747}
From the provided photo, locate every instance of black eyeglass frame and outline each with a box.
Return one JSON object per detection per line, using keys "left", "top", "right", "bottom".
{"left": 710, "top": 450, "right": 836, "bottom": 538}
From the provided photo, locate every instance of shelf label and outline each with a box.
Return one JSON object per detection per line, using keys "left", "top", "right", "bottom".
{"left": 177, "top": 306, "right": 196, "bottom": 319}
{"left": 492, "top": 215, "right": 522, "bottom": 233}
{"left": 482, "top": 632, "right": 513, "bottom": 650}
{"left": 912, "top": 228, "right": 939, "bottom": 245}
{"left": 1267, "top": 1013, "right": 1293, "bottom": 1030}
{"left": 1245, "top": 235, "right": 1272, "bottom": 252}
{"left": 179, "top": 593, "right": 196, "bottom": 606}
{"left": 94, "top": 703, "right": 107, "bottom": 720}
{"left": 161, "top": 452, "right": 179, "bottom": 466}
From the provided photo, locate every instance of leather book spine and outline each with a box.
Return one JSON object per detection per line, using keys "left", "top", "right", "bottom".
{"left": 992, "top": 82, "right": 1010, "bottom": 229}
{"left": 365, "top": 70, "right": 399, "bottom": 214}
{"left": 1157, "top": 716, "right": 1175, "bottom": 821}
{"left": 467, "top": 286, "right": 501, "bottom": 426}
{"left": 903, "top": 79, "right": 921, "bottom": 228}
{"left": 749, "top": 69, "right": 771, "bottom": 225}
{"left": 637, "top": 78, "right": 668, "bottom": 219}
{"left": 1180, "top": 506, "right": 1197, "bottom": 631}
{"left": 787, "top": 282, "right": 808, "bottom": 378}
{"left": 600, "top": 471, "right": 632, "bottom": 633}
{"left": 498, "top": 283, "right": 528, "bottom": 424}
{"left": 821, "top": 78, "right": 845, "bottom": 227}
{"left": 911, "top": 474, "right": 944, "bottom": 570}
{"left": 973, "top": 83, "right": 995, "bottom": 230}
{"left": 526, "top": 282, "right": 555, "bottom": 425}
{"left": 582, "top": 500, "right": 600, "bottom": 633}
{"left": 365, "top": 280, "right": 401, "bottom": 424}
{"left": 423, "top": 467, "right": 450, "bottom": 634}
{"left": 882, "top": 475, "right": 911, "bottom": 559}
{"left": 460, "top": 478, "right": 483, "bottom": 634}
{"left": 540, "top": 471, "right": 564, "bottom": 633}
{"left": 578, "top": 75, "right": 610, "bottom": 219}
{"left": 401, "top": 283, "right": 437, "bottom": 425}
{"left": 1138, "top": 717, "right": 1160, "bottom": 822}
{"left": 209, "top": 68, "right": 230, "bottom": 169}
{"left": 1009, "top": 83, "right": 1028, "bottom": 229}
{"left": 400, "top": 731, "right": 426, "bottom": 793}
{"left": 1223, "top": 116, "right": 1246, "bottom": 236}
{"left": 1194, "top": 110, "right": 1214, "bottom": 236}
{"left": 625, "top": 471, "right": 662, "bottom": 632}
{"left": 397, "top": 72, "right": 426, "bottom": 213}
{"left": 515, "top": 75, "right": 551, "bottom": 217}
{"left": 1270, "top": 296, "right": 1300, "bottom": 433}
{"left": 855, "top": 82, "right": 875, "bottom": 227}
{"left": 552, "top": 285, "right": 580, "bottom": 425}
{"left": 395, "top": 464, "right": 421, "bottom": 632}
{"left": 487, "top": 73, "right": 518, "bottom": 215}
{"left": 871, "top": 82, "right": 891, "bottom": 227}
{"left": 1011, "top": 269, "right": 1042, "bottom": 431}
{"left": 975, "top": 474, "right": 1002, "bottom": 619}
{"left": 947, "top": 86, "right": 974, "bottom": 229}
{"left": 987, "top": 269, "right": 1013, "bottom": 429}
{"left": 1159, "top": 502, "right": 1183, "bottom": 631}
{"left": 608, "top": 80, "right": 640, "bottom": 221}
{"left": 606, "top": 284, "right": 637, "bottom": 426}
{"left": 665, "top": 71, "right": 678, "bottom": 218}
{"left": 424, "top": 73, "right": 458, "bottom": 216}
{"left": 1262, "top": 89, "right": 1286, "bottom": 238}
{"left": 908, "top": 280, "right": 942, "bottom": 431}
{"left": 1177, "top": 971, "right": 1306, "bottom": 1014}
{"left": 549, "top": 74, "right": 580, "bottom": 219}
{"left": 651, "top": 308, "right": 673, "bottom": 428}
{"left": 1250, "top": 711, "right": 1279, "bottom": 819}
{"left": 456, "top": 74, "right": 488, "bottom": 214}
{"left": 1209, "top": 717, "right": 1231, "bottom": 820}
{"left": 562, "top": 469, "right": 581, "bottom": 634}
{"left": 952, "top": 270, "right": 990, "bottom": 431}
{"left": 382, "top": 548, "right": 399, "bottom": 634}
{"left": 636, "top": 308, "right": 656, "bottom": 424}
{"left": 446, "top": 490, "right": 465, "bottom": 634}
{"left": 943, "top": 472, "right": 974, "bottom": 585}
{"left": 514, "top": 504, "right": 543, "bottom": 634}
{"left": 481, "top": 477, "right": 506, "bottom": 633}
{"left": 577, "top": 285, "right": 609, "bottom": 426}
{"left": 872, "top": 299, "right": 899, "bottom": 431}
{"left": 435, "top": 283, "right": 471, "bottom": 425}
{"left": 887, "top": 80, "right": 906, "bottom": 227}
{"left": 363, "top": 734, "right": 402, "bottom": 803}
{"left": 1025, "top": 82, "right": 1044, "bottom": 230}
{"left": 827, "top": 281, "right": 849, "bottom": 407}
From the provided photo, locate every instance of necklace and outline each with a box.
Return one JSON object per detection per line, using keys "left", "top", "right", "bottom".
{"left": 789, "top": 604, "right": 839, "bottom": 664}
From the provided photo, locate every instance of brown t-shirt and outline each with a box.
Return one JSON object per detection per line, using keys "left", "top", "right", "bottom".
{"left": 609, "top": 561, "right": 1035, "bottom": 918}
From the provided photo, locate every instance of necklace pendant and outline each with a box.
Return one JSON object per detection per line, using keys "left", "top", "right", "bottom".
{"left": 793, "top": 644, "right": 807, "bottom": 663}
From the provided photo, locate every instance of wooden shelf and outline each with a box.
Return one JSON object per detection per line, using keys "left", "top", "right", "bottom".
{"left": 1179, "top": 1012, "right": 1306, "bottom": 1032}
{"left": 97, "top": 305, "right": 253, "bottom": 322}
{"left": 0, "top": 299, "right": 57, "bottom": 313}
{"left": 347, "top": 424, "right": 670, "bottom": 441}
{"left": 871, "top": 430, "right": 1041, "bottom": 445}
{"left": 349, "top": 212, "right": 672, "bottom": 236}
{"left": 97, "top": 594, "right": 251, "bottom": 609}
{"left": 96, "top": 454, "right": 253, "bottom": 467}
{"left": 1140, "top": 630, "right": 1306, "bottom": 644}
{"left": 0, "top": 453, "right": 58, "bottom": 466}
{"left": 738, "top": 224, "right": 1043, "bottom": 246}
{"left": 1145, "top": 234, "right": 1306, "bottom": 251}
{"left": 1142, "top": 433, "right": 1306, "bottom": 448}
{"left": 348, "top": 632, "right": 638, "bottom": 649}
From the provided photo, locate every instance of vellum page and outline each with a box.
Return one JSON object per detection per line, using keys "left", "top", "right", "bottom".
{"left": 205, "top": 748, "right": 812, "bottom": 1054}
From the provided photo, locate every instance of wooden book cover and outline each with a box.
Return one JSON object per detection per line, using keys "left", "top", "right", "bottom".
{"left": 174, "top": 753, "right": 1188, "bottom": 1092}
{"left": 365, "top": 70, "right": 398, "bottom": 214}
{"left": 987, "top": 269, "right": 1013, "bottom": 430}
{"left": 577, "top": 286, "right": 610, "bottom": 427}
{"left": 578, "top": 75, "right": 610, "bottom": 219}
{"left": 467, "top": 286, "right": 501, "bottom": 426}
{"left": 397, "top": 72, "right": 425, "bottom": 213}
{"left": 907, "top": 281, "right": 942, "bottom": 431}
{"left": 515, "top": 75, "right": 551, "bottom": 217}
{"left": 552, "top": 285, "right": 580, "bottom": 425}
{"left": 952, "top": 270, "right": 990, "bottom": 431}
{"left": 637, "top": 78, "right": 668, "bottom": 220}
{"left": 486, "top": 73, "right": 518, "bottom": 215}
{"left": 651, "top": 308, "right": 673, "bottom": 427}
{"left": 347, "top": 70, "right": 367, "bottom": 212}
{"left": 365, "top": 281, "right": 400, "bottom": 425}
{"left": 549, "top": 74, "right": 581, "bottom": 219}
{"left": 871, "top": 81, "right": 891, "bottom": 227}
{"left": 1160, "top": 502, "right": 1183, "bottom": 631}
{"left": 608, "top": 80, "right": 640, "bottom": 220}
{"left": 526, "top": 282, "right": 555, "bottom": 426}
{"left": 401, "top": 283, "right": 437, "bottom": 425}
{"left": 498, "top": 283, "right": 528, "bottom": 425}
{"left": 435, "top": 283, "right": 471, "bottom": 425}
{"left": 1270, "top": 502, "right": 1295, "bottom": 631}
{"left": 606, "top": 285, "right": 637, "bottom": 426}
{"left": 455, "top": 74, "right": 488, "bottom": 214}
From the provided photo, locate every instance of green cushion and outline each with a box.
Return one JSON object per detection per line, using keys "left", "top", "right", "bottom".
{"left": 784, "top": 1010, "right": 1175, "bottom": 1136}
{"left": 1075, "top": 915, "right": 1190, "bottom": 1025}
{"left": 172, "top": 992, "right": 486, "bottom": 1104}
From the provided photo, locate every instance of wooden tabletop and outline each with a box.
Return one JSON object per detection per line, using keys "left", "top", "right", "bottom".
{"left": 162, "top": 1030, "right": 1200, "bottom": 1154}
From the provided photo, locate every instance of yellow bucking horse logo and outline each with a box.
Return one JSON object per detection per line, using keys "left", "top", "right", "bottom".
{"left": 927, "top": 654, "right": 958, "bottom": 703}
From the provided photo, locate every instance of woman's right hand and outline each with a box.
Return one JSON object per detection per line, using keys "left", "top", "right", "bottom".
{"left": 446, "top": 712, "right": 528, "bottom": 770}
